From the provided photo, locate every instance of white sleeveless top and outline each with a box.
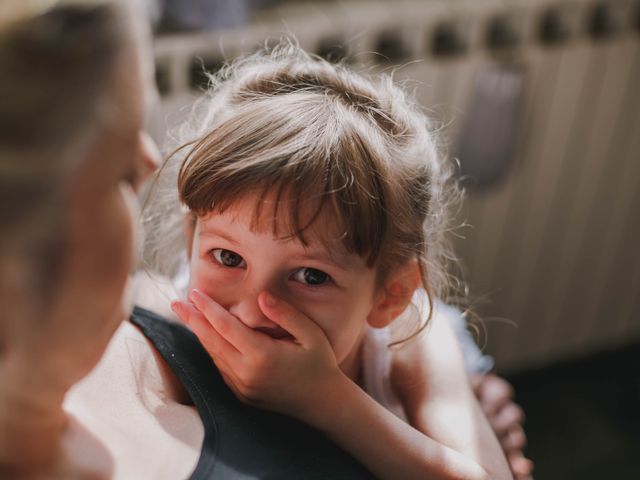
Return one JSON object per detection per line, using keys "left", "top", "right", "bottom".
{"left": 361, "top": 326, "right": 409, "bottom": 422}
{"left": 361, "top": 291, "right": 494, "bottom": 423}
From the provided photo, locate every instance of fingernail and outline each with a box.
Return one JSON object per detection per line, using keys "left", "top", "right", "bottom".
{"left": 262, "top": 292, "right": 277, "bottom": 307}
{"left": 189, "top": 289, "right": 204, "bottom": 306}
{"left": 171, "top": 301, "right": 189, "bottom": 325}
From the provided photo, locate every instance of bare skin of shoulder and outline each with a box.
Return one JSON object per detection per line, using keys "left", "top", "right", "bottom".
{"left": 60, "top": 321, "right": 202, "bottom": 480}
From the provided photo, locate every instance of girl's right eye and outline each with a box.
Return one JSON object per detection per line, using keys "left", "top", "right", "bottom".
{"left": 211, "top": 248, "right": 246, "bottom": 268}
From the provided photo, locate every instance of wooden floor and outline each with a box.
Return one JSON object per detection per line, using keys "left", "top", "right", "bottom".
{"left": 507, "top": 341, "right": 640, "bottom": 479}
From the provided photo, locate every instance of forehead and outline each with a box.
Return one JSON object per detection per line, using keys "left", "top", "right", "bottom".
{"left": 197, "top": 193, "right": 364, "bottom": 267}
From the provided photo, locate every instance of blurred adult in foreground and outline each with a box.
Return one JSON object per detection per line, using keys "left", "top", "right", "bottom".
{"left": 0, "top": 0, "right": 175, "bottom": 476}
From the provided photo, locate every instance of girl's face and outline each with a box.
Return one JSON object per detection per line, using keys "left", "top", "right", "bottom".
{"left": 187, "top": 196, "right": 382, "bottom": 381}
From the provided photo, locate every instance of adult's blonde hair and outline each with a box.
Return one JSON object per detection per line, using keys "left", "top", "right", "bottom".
{"left": 0, "top": 0, "right": 131, "bottom": 304}
{"left": 146, "top": 42, "right": 461, "bottom": 339}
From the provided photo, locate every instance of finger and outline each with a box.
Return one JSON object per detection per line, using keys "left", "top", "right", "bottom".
{"left": 257, "top": 291, "right": 324, "bottom": 346}
{"left": 217, "top": 369, "right": 264, "bottom": 408}
{"left": 171, "top": 299, "right": 208, "bottom": 331}
{"left": 171, "top": 300, "right": 241, "bottom": 361}
{"left": 508, "top": 451, "right": 534, "bottom": 479}
{"left": 217, "top": 364, "right": 248, "bottom": 402}
{"left": 501, "top": 425, "right": 527, "bottom": 452}
{"left": 470, "top": 374, "right": 483, "bottom": 393}
{"left": 476, "top": 374, "right": 515, "bottom": 417}
{"left": 493, "top": 403, "right": 525, "bottom": 438}
{"left": 189, "top": 289, "right": 261, "bottom": 352}
{"left": 209, "top": 352, "right": 260, "bottom": 407}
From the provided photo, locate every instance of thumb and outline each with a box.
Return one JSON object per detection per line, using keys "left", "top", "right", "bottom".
{"left": 257, "top": 292, "right": 325, "bottom": 346}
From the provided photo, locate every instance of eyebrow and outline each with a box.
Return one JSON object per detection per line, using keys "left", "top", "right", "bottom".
{"left": 197, "top": 226, "right": 240, "bottom": 245}
{"left": 295, "top": 245, "right": 360, "bottom": 273}
{"left": 199, "top": 225, "right": 359, "bottom": 272}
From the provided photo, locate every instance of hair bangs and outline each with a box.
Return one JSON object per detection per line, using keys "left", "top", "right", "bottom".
{"left": 178, "top": 95, "right": 392, "bottom": 265}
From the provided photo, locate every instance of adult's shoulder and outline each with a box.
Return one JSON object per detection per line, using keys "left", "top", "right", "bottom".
{"left": 131, "top": 270, "right": 180, "bottom": 320}
{"left": 62, "top": 315, "right": 202, "bottom": 478}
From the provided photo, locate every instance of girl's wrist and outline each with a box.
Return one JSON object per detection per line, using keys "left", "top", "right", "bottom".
{"left": 294, "top": 371, "right": 362, "bottom": 433}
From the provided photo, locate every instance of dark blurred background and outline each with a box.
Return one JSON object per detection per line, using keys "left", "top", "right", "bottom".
{"left": 144, "top": 0, "right": 640, "bottom": 477}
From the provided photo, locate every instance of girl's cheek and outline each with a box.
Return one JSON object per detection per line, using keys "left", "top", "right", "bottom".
{"left": 190, "top": 260, "right": 238, "bottom": 295}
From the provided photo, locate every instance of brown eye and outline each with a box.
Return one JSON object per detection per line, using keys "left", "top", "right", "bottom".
{"left": 212, "top": 248, "right": 246, "bottom": 268}
{"left": 292, "top": 268, "right": 331, "bottom": 286}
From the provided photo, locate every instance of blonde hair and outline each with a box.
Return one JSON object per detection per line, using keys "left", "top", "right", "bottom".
{"left": 145, "top": 42, "right": 461, "bottom": 340}
{"left": 0, "top": 1, "right": 130, "bottom": 303}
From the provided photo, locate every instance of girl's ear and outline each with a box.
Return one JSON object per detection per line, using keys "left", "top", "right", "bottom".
{"left": 367, "top": 259, "right": 421, "bottom": 329}
{"left": 184, "top": 213, "right": 196, "bottom": 259}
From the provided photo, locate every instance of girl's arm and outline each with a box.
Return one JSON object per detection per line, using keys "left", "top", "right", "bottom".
{"left": 470, "top": 373, "right": 533, "bottom": 479}
{"left": 391, "top": 311, "right": 513, "bottom": 480}
{"left": 423, "top": 304, "right": 532, "bottom": 479}
{"left": 296, "top": 367, "right": 494, "bottom": 480}
{"left": 173, "top": 290, "right": 512, "bottom": 480}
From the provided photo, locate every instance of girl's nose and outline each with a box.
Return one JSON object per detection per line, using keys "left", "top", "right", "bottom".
{"left": 228, "top": 291, "right": 276, "bottom": 330}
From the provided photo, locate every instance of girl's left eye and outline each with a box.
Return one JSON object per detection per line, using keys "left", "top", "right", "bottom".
{"left": 291, "top": 268, "right": 332, "bottom": 286}
{"left": 211, "top": 248, "right": 246, "bottom": 268}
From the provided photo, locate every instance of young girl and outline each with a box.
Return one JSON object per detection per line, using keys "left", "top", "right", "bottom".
{"left": 149, "top": 43, "right": 520, "bottom": 480}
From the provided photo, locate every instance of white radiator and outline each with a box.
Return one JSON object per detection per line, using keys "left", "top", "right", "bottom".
{"left": 150, "top": 0, "right": 640, "bottom": 373}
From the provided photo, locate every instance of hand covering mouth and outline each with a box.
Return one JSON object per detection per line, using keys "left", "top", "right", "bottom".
{"left": 254, "top": 326, "right": 294, "bottom": 340}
